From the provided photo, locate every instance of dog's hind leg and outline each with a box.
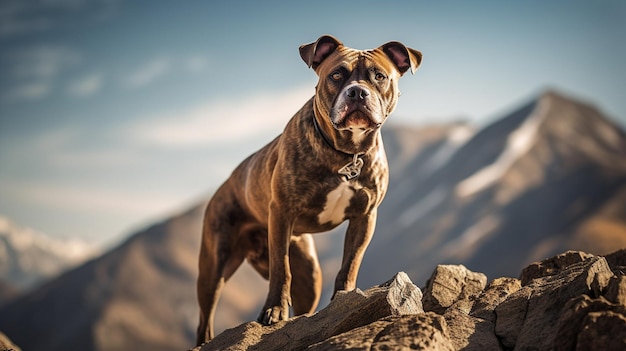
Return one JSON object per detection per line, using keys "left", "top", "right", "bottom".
{"left": 288, "top": 234, "right": 322, "bottom": 316}
{"left": 196, "top": 221, "right": 245, "bottom": 345}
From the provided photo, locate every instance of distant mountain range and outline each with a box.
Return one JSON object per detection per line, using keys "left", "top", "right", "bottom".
{"left": 1, "top": 90, "right": 625, "bottom": 351}
{"left": 0, "top": 216, "right": 96, "bottom": 304}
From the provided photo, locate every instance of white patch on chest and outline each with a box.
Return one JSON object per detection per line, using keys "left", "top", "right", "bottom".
{"left": 318, "top": 181, "right": 355, "bottom": 225}
{"left": 349, "top": 127, "right": 368, "bottom": 145}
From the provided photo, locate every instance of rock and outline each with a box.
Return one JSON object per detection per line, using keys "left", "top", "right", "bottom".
{"left": 470, "top": 277, "right": 521, "bottom": 322}
{"left": 606, "top": 248, "right": 626, "bottom": 273}
{"left": 422, "top": 264, "right": 487, "bottom": 315}
{"left": 422, "top": 265, "right": 502, "bottom": 350}
{"left": 553, "top": 294, "right": 626, "bottom": 350}
{"left": 194, "top": 251, "right": 626, "bottom": 351}
{"left": 519, "top": 250, "right": 595, "bottom": 286}
{"left": 434, "top": 277, "right": 521, "bottom": 351}
{"left": 576, "top": 311, "right": 626, "bottom": 350}
{"left": 606, "top": 275, "right": 626, "bottom": 306}
{"left": 443, "top": 308, "right": 502, "bottom": 351}
{"left": 495, "top": 254, "right": 614, "bottom": 350}
{"left": 308, "top": 313, "right": 454, "bottom": 351}
{"left": 200, "top": 272, "right": 423, "bottom": 351}
{"left": 0, "top": 332, "right": 21, "bottom": 351}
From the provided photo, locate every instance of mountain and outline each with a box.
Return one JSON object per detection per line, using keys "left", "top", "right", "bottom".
{"left": 0, "top": 204, "right": 277, "bottom": 351}
{"left": 1, "top": 90, "right": 625, "bottom": 351}
{"left": 0, "top": 206, "right": 203, "bottom": 351}
{"left": 360, "top": 90, "right": 626, "bottom": 287}
{"left": 0, "top": 216, "right": 96, "bottom": 295}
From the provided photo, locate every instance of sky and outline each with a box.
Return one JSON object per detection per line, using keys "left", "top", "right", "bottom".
{"left": 1, "top": 0, "right": 625, "bottom": 248}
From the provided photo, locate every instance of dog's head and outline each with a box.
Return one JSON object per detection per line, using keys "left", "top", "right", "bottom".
{"left": 300, "top": 35, "right": 422, "bottom": 153}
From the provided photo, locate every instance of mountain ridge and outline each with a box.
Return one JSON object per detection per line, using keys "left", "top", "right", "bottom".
{"left": 0, "top": 216, "right": 97, "bottom": 296}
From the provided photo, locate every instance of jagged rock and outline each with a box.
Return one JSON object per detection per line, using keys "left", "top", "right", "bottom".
{"left": 606, "top": 248, "right": 626, "bottom": 273}
{"left": 0, "top": 332, "right": 21, "bottom": 351}
{"left": 422, "top": 264, "right": 487, "bottom": 315}
{"left": 606, "top": 275, "right": 626, "bottom": 306}
{"left": 308, "top": 313, "right": 454, "bottom": 351}
{"left": 519, "top": 250, "right": 595, "bottom": 286}
{"left": 443, "top": 308, "right": 502, "bottom": 351}
{"left": 495, "top": 254, "right": 614, "bottom": 350}
{"left": 553, "top": 294, "right": 626, "bottom": 350}
{"left": 431, "top": 277, "right": 522, "bottom": 351}
{"left": 199, "top": 272, "right": 423, "bottom": 351}
{"left": 576, "top": 311, "right": 626, "bottom": 350}
{"left": 470, "top": 277, "right": 521, "bottom": 322}
{"left": 194, "top": 251, "right": 626, "bottom": 351}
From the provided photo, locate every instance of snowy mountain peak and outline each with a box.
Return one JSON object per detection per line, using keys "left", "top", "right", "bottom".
{"left": 0, "top": 215, "right": 98, "bottom": 289}
{"left": 456, "top": 96, "right": 550, "bottom": 197}
{"left": 454, "top": 91, "right": 626, "bottom": 199}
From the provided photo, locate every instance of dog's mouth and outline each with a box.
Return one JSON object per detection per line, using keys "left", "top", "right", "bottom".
{"left": 333, "top": 106, "right": 381, "bottom": 131}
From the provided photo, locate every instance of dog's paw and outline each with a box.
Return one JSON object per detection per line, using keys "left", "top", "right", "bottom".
{"left": 257, "top": 305, "right": 289, "bottom": 325}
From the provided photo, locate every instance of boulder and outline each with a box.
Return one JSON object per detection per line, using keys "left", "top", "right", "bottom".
{"left": 519, "top": 250, "right": 595, "bottom": 286}
{"left": 0, "top": 332, "right": 21, "bottom": 351}
{"left": 495, "top": 255, "right": 614, "bottom": 349}
{"left": 606, "top": 248, "right": 626, "bottom": 273}
{"left": 422, "top": 264, "right": 487, "bottom": 314}
{"left": 553, "top": 294, "right": 626, "bottom": 350}
{"left": 199, "top": 272, "right": 423, "bottom": 351}
{"left": 308, "top": 313, "right": 454, "bottom": 351}
{"left": 470, "top": 277, "right": 521, "bottom": 322}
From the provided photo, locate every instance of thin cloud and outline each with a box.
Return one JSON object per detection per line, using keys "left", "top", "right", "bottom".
{"left": 5, "top": 81, "right": 50, "bottom": 101}
{"left": 124, "top": 57, "right": 171, "bottom": 89}
{"left": 0, "top": 0, "right": 122, "bottom": 37}
{"left": 124, "top": 84, "right": 315, "bottom": 148}
{"left": 184, "top": 54, "right": 209, "bottom": 73}
{"left": 10, "top": 45, "right": 81, "bottom": 79}
{"left": 0, "top": 2, "right": 52, "bottom": 37}
{"left": 66, "top": 73, "right": 103, "bottom": 97}
{"left": 2, "top": 44, "right": 82, "bottom": 101}
{"left": 1, "top": 180, "right": 180, "bottom": 218}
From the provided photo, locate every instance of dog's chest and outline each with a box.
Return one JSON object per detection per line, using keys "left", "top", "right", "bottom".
{"left": 317, "top": 181, "right": 360, "bottom": 225}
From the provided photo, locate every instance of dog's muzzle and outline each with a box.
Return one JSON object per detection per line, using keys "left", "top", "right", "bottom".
{"left": 331, "top": 83, "right": 382, "bottom": 130}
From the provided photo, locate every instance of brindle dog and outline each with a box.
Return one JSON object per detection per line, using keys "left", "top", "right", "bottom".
{"left": 196, "top": 35, "right": 421, "bottom": 345}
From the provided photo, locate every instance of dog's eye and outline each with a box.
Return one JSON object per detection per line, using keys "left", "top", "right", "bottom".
{"left": 330, "top": 71, "right": 343, "bottom": 81}
{"left": 374, "top": 72, "right": 386, "bottom": 81}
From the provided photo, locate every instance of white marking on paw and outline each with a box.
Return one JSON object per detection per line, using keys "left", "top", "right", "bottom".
{"left": 318, "top": 181, "right": 355, "bottom": 225}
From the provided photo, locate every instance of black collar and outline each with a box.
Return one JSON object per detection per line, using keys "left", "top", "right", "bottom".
{"left": 312, "top": 114, "right": 352, "bottom": 157}
{"left": 312, "top": 114, "right": 364, "bottom": 180}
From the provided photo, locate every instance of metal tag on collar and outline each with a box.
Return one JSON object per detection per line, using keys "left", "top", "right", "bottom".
{"left": 338, "top": 154, "right": 364, "bottom": 180}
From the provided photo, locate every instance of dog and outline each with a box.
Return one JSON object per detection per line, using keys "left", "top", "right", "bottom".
{"left": 196, "top": 35, "right": 421, "bottom": 345}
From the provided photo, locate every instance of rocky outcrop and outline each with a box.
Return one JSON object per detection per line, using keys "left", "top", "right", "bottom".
{"left": 195, "top": 250, "right": 626, "bottom": 350}
{"left": 0, "top": 332, "right": 21, "bottom": 351}
{"left": 197, "top": 272, "right": 426, "bottom": 351}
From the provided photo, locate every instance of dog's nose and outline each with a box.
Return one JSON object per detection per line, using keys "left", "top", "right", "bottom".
{"left": 346, "top": 86, "right": 369, "bottom": 101}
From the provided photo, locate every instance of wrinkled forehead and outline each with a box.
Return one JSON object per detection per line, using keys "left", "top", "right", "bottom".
{"left": 316, "top": 45, "right": 397, "bottom": 76}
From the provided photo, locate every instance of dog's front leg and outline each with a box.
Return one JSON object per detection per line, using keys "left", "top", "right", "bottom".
{"left": 333, "top": 209, "right": 377, "bottom": 296}
{"left": 258, "top": 201, "right": 293, "bottom": 325}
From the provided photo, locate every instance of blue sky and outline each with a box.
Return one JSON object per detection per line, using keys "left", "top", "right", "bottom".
{"left": 1, "top": 0, "right": 625, "bottom": 247}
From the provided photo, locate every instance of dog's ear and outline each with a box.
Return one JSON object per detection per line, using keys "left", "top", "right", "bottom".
{"left": 300, "top": 35, "right": 343, "bottom": 70}
{"left": 380, "top": 41, "right": 422, "bottom": 75}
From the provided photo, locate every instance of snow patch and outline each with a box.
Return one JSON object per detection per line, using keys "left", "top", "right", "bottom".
{"left": 398, "top": 186, "right": 447, "bottom": 228}
{"left": 440, "top": 215, "right": 501, "bottom": 259}
{"left": 423, "top": 124, "right": 474, "bottom": 174}
{"left": 455, "top": 98, "right": 550, "bottom": 197}
{"left": 0, "top": 215, "right": 98, "bottom": 288}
